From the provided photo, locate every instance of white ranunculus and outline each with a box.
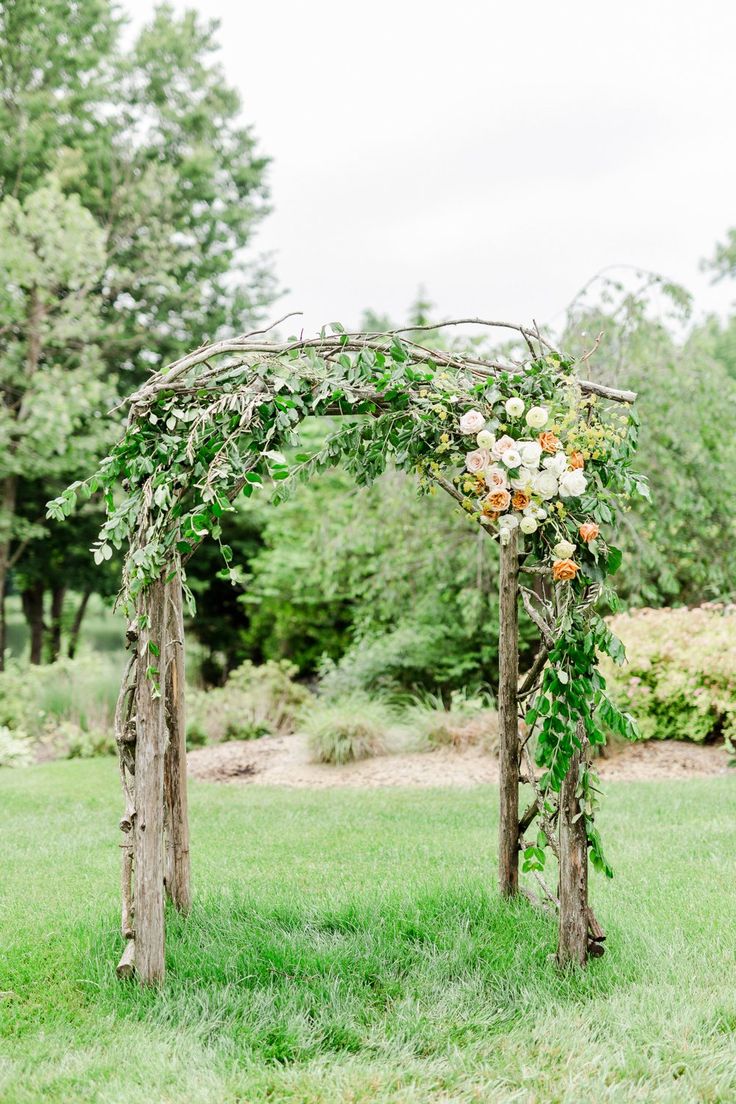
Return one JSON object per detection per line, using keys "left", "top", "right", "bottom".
{"left": 525, "top": 406, "right": 549, "bottom": 429}
{"left": 459, "top": 409, "right": 486, "bottom": 434}
{"left": 476, "top": 429, "right": 495, "bottom": 449}
{"left": 534, "top": 507, "right": 548, "bottom": 520}
{"left": 558, "top": 469, "right": 588, "bottom": 498}
{"left": 465, "top": 448, "right": 491, "bottom": 474}
{"left": 485, "top": 464, "right": 509, "bottom": 490}
{"left": 520, "top": 515, "right": 538, "bottom": 534}
{"left": 517, "top": 440, "right": 542, "bottom": 468}
{"left": 505, "top": 397, "right": 525, "bottom": 419}
{"left": 510, "top": 466, "right": 535, "bottom": 490}
{"left": 553, "top": 539, "right": 576, "bottom": 560}
{"left": 501, "top": 448, "right": 522, "bottom": 468}
{"left": 542, "top": 451, "right": 567, "bottom": 475}
{"left": 532, "top": 470, "right": 559, "bottom": 500}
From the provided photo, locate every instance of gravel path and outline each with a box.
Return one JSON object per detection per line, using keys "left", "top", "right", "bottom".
{"left": 188, "top": 732, "right": 732, "bottom": 788}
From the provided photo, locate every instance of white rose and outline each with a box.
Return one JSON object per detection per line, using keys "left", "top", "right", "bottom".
{"left": 532, "top": 470, "right": 559, "bottom": 500}
{"left": 520, "top": 516, "right": 538, "bottom": 534}
{"left": 525, "top": 406, "right": 549, "bottom": 429}
{"left": 517, "top": 440, "right": 542, "bottom": 468}
{"left": 510, "top": 466, "right": 535, "bottom": 490}
{"left": 499, "top": 513, "right": 520, "bottom": 531}
{"left": 459, "top": 409, "right": 486, "bottom": 435}
{"left": 465, "top": 448, "right": 491, "bottom": 474}
{"left": 542, "top": 451, "right": 567, "bottom": 475}
{"left": 553, "top": 539, "right": 576, "bottom": 560}
{"left": 476, "top": 429, "right": 495, "bottom": 449}
{"left": 485, "top": 464, "right": 508, "bottom": 490}
{"left": 558, "top": 469, "right": 587, "bottom": 498}
{"left": 501, "top": 448, "right": 522, "bottom": 468}
{"left": 491, "top": 434, "right": 516, "bottom": 459}
{"left": 505, "top": 397, "right": 525, "bottom": 419}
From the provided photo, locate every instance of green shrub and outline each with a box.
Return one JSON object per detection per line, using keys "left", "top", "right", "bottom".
{"left": 403, "top": 689, "right": 498, "bottom": 750}
{"left": 303, "top": 695, "right": 393, "bottom": 764}
{"left": 186, "top": 659, "right": 312, "bottom": 745}
{"left": 603, "top": 606, "right": 736, "bottom": 745}
{"left": 0, "top": 725, "right": 33, "bottom": 768}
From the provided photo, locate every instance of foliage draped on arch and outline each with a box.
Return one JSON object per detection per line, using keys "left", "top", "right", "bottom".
{"left": 49, "top": 316, "right": 642, "bottom": 983}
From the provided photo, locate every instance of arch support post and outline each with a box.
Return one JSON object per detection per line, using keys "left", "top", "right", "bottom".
{"left": 557, "top": 723, "right": 589, "bottom": 967}
{"left": 131, "top": 576, "right": 168, "bottom": 984}
{"left": 497, "top": 529, "right": 519, "bottom": 897}
{"left": 164, "top": 571, "right": 191, "bottom": 913}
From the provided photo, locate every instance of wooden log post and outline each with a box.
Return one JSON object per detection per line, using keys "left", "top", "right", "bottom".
{"left": 497, "top": 529, "right": 520, "bottom": 897}
{"left": 132, "top": 576, "right": 168, "bottom": 984}
{"left": 163, "top": 571, "right": 192, "bottom": 913}
{"left": 557, "top": 723, "right": 589, "bottom": 967}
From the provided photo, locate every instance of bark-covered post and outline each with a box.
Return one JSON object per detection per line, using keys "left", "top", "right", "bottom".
{"left": 557, "top": 722, "right": 589, "bottom": 967}
{"left": 497, "top": 529, "right": 520, "bottom": 896}
{"left": 163, "top": 570, "right": 191, "bottom": 913}
{"left": 132, "top": 576, "right": 168, "bottom": 984}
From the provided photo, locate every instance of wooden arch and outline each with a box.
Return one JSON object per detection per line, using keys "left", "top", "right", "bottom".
{"left": 93, "top": 317, "right": 636, "bottom": 984}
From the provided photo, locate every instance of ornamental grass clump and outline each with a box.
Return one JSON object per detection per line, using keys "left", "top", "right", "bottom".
{"left": 603, "top": 606, "right": 736, "bottom": 745}
{"left": 403, "top": 689, "right": 498, "bottom": 750}
{"left": 303, "top": 695, "right": 394, "bottom": 764}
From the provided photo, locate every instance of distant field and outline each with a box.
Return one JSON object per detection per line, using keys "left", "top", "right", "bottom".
{"left": 1, "top": 760, "right": 735, "bottom": 1103}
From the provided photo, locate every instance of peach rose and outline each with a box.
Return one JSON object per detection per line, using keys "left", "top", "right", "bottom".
{"left": 512, "top": 490, "right": 531, "bottom": 511}
{"left": 538, "top": 431, "right": 561, "bottom": 454}
{"left": 486, "top": 489, "right": 511, "bottom": 512}
{"left": 552, "top": 558, "right": 579, "bottom": 581}
{"left": 569, "top": 451, "right": 585, "bottom": 470}
{"left": 579, "top": 522, "right": 599, "bottom": 542}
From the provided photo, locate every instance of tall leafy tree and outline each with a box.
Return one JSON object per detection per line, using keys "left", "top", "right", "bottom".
{"left": 0, "top": 0, "right": 275, "bottom": 661}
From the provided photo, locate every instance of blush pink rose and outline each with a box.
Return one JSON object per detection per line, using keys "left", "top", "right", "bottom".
{"left": 465, "top": 448, "right": 491, "bottom": 474}
{"left": 491, "top": 434, "right": 516, "bottom": 460}
{"left": 485, "top": 465, "right": 509, "bottom": 490}
{"left": 459, "top": 410, "right": 486, "bottom": 434}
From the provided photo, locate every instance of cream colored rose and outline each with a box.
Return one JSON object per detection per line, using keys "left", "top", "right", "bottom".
{"left": 465, "top": 448, "right": 491, "bottom": 474}
{"left": 510, "top": 466, "right": 535, "bottom": 490}
{"left": 459, "top": 409, "right": 486, "bottom": 434}
{"left": 485, "top": 465, "right": 508, "bottom": 489}
{"left": 532, "top": 470, "right": 558, "bottom": 500}
{"left": 476, "top": 429, "right": 495, "bottom": 449}
{"left": 517, "top": 440, "right": 542, "bottom": 468}
{"left": 505, "top": 397, "right": 525, "bottom": 419}
{"left": 553, "top": 539, "right": 576, "bottom": 560}
{"left": 559, "top": 469, "right": 587, "bottom": 498}
{"left": 491, "top": 434, "right": 516, "bottom": 459}
{"left": 525, "top": 406, "right": 549, "bottom": 429}
{"left": 542, "top": 451, "right": 567, "bottom": 475}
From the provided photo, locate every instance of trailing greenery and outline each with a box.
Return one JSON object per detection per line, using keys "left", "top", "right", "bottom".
{"left": 2, "top": 760, "right": 736, "bottom": 1102}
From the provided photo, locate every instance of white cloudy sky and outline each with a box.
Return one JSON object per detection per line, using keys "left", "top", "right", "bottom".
{"left": 125, "top": 0, "right": 736, "bottom": 335}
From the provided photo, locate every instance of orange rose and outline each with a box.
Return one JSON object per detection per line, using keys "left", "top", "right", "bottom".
{"left": 481, "top": 504, "right": 500, "bottom": 520}
{"left": 568, "top": 451, "right": 585, "bottom": 470}
{"left": 579, "top": 522, "right": 599, "bottom": 543}
{"left": 552, "top": 558, "right": 579, "bottom": 581}
{"left": 512, "top": 490, "right": 531, "bottom": 511}
{"left": 486, "top": 489, "right": 511, "bottom": 512}
{"left": 538, "top": 431, "right": 560, "bottom": 454}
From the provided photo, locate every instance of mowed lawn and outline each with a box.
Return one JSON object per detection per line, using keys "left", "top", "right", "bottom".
{"left": 1, "top": 760, "right": 735, "bottom": 1103}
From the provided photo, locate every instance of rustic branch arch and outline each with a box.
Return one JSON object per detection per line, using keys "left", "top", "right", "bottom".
{"left": 51, "top": 317, "right": 640, "bottom": 984}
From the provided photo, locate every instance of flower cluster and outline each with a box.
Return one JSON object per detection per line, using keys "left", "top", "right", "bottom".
{"left": 457, "top": 396, "right": 602, "bottom": 578}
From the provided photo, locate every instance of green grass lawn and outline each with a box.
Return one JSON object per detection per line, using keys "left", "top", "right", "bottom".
{"left": 1, "top": 760, "right": 735, "bottom": 1103}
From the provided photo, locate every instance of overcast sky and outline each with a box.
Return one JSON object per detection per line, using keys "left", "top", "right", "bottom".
{"left": 126, "top": 0, "right": 736, "bottom": 336}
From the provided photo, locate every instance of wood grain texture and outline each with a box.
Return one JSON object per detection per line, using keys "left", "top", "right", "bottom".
{"left": 497, "top": 531, "right": 520, "bottom": 897}
{"left": 557, "top": 727, "right": 589, "bottom": 967}
{"left": 164, "top": 571, "right": 192, "bottom": 914}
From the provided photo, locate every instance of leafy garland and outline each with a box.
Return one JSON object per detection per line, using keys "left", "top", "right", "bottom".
{"left": 48, "top": 325, "right": 644, "bottom": 884}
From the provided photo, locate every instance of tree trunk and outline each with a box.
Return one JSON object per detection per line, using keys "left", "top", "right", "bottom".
{"left": 67, "top": 589, "right": 91, "bottom": 659}
{"left": 163, "top": 571, "right": 191, "bottom": 913}
{"left": 557, "top": 726, "right": 589, "bottom": 967}
{"left": 0, "top": 475, "right": 18, "bottom": 672}
{"left": 48, "top": 585, "right": 65, "bottom": 662}
{"left": 22, "top": 582, "right": 45, "bottom": 665}
{"left": 133, "top": 577, "right": 168, "bottom": 985}
{"left": 497, "top": 530, "right": 520, "bottom": 897}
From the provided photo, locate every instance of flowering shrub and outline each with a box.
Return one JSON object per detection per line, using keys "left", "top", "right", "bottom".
{"left": 186, "top": 659, "right": 312, "bottom": 745}
{"left": 603, "top": 606, "right": 736, "bottom": 746}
